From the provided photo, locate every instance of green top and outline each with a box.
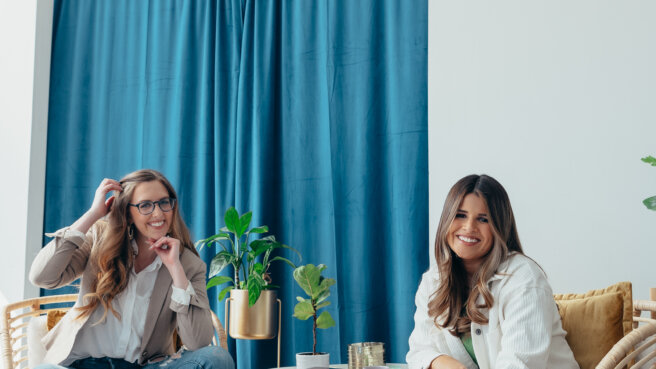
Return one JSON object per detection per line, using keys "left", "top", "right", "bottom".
{"left": 460, "top": 332, "right": 478, "bottom": 366}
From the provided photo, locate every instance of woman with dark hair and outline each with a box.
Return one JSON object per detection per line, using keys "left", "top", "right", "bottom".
{"left": 406, "top": 175, "right": 578, "bottom": 369}
{"left": 30, "top": 169, "right": 234, "bottom": 369}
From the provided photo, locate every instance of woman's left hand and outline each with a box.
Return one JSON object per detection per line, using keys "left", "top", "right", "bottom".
{"left": 149, "top": 236, "right": 181, "bottom": 268}
{"left": 149, "top": 236, "right": 189, "bottom": 290}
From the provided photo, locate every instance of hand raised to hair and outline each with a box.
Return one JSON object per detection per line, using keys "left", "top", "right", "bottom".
{"left": 69, "top": 178, "right": 122, "bottom": 234}
{"left": 431, "top": 355, "right": 467, "bottom": 369}
{"left": 89, "top": 178, "right": 122, "bottom": 220}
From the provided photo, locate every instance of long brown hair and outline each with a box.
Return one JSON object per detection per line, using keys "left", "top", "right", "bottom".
{"left": 428, "top": 174, "right": 523, "bottom": 336}
{"left": 77, "top": 169, "right": 198, "bottom": 322}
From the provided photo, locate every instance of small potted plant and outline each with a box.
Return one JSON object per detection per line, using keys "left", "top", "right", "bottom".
{"left": 293, "top": 264, "right": 336, "bottom": 369}
{"left": 196, "top": 207, "right": 298, "bottom": 339}
{"left": 642, "top": 156, "right": 656, "bottom": 210}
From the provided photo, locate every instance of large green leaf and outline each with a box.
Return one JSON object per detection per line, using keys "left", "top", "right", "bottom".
{"left": 249, "top": 239, "right": 267, "bottom": 249}
{"left": 253, "top": 235, "right": 276, "bottom": 244}
{"left": 263, "top": 243, "right": 301, "bottom": 267}
{"left": 206, "top": 275, "right": 233, "bottom": 289}
{"left": 316, "top": 290, "right": 330, "bottom": 304}
{"left": 238, "top": 211, "right": 252, "bottom": 237}
{"left": 205, "top": 233, "right": 231, "bottom": 243}
{"left": 293, "top": 264, "right": 322, "bottom": 298}
{"left": 315, "top": 301, "right": 331, "bottom": 310}
{"left": 643, "top": 196, "right": 656, "bottom": 210}
{"left": 247, "top": 275, "right": 264, "bottom": 306}
{"left": 319, "top": 277, "right": 336, "bottom": 292}
{"left": 215, "top": 241, "right": 230, "bottom": 253}
{"left": 209, "top": 251, "right": 235, "bottom": 278}
{"left": 195, "top": 232, "right": 231, "bottom": 251}
{"left": 315, "top": 278, "right": 336, "bottom": 303}
{"left": 224, "top": 207, "right": 239, "bottom": 234}
{"left": 641, "top": 156, "right": 656, "bottom": 166}
{"left": 218, "top": 286, "right": 233, "bottom": 301}
{"left": 239, "top": 240, "right": 249, "bottom": 253}
{"left": 316, "top": 311, "right": 335, "bottom": 329}
{"left": 252, "top": 262, "right": 264, "bottom": 274}
{"left": 250, "top": 239, "right": 274, "bottom": 257}
{"left": 249, "top": 225, "right": 268, "bottom": 234}
{"left": 293, "top": 300, "right": 314, "bottom": 320}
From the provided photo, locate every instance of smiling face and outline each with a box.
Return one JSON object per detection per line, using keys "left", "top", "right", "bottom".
{"left": 129, "top": 180, "right": 173, "bottom": 245}
{"left": 447, "top": 193, "right": 494, "bottom": 274}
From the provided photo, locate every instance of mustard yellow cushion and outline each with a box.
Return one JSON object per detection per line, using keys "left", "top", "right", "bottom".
{"left": 554, "top": 281, "right": 633, "bottom": 335}
{"left": 555, "top": 292, "right": 624, "bottom": 369}
{"left": 46, "top": 309, "right": 66, "bottom": 331}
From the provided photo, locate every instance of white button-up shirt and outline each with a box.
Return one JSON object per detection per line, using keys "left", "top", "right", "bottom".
{"left": 62, "top": 237, "right": 194, "bottom": 365}
{"left": 406, "top": 253, "right": 580, "bottom": 369}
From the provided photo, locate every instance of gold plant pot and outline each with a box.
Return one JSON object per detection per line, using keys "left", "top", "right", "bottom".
{"left": 226, "top": 289, "right": 279, "bottom": 339}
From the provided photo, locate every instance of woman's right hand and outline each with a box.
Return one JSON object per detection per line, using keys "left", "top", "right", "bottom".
{"left": 88, "top": 178, "right": 122, "bottom": 219}
{"left": 69, "top": 178, "right": 122, "bottom": 234}
{"left": 431, "top": 355, "right": 467, "bottom": 369}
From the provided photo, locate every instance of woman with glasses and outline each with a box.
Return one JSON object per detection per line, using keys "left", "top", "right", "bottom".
{"left": 29, "top": 169, "right": 235, "bottom": 369}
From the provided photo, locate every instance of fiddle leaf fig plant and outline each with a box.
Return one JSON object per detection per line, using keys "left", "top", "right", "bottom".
{"left": 642, "top": 156, "right": 656, "bottom": 210}
{"left": 293, "top": 264, "right": 336, "bottom": 355}
{"left": 196, "top": 207, "right": 299, "bottom": 306}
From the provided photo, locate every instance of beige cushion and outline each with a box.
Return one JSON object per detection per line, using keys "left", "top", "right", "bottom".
{"left": 27, "top": 315, "right": 47, "bottom": 368}
{"left": 27, "top": 309, "right": 67, "bottom": 367}
{"left": 554, "top": 281, "right": 632, "bottom": 369}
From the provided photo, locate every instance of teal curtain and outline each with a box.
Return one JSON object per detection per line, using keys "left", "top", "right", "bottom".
{"left": 44, "top": 0, "right": 428, "bottom": 367}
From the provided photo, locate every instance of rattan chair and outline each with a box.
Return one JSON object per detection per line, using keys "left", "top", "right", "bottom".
{"left": 0, "top": 294, "right": 228, "bottom": 369}
{"left": 596, "top": 300, "right": 656, "bottom": 369}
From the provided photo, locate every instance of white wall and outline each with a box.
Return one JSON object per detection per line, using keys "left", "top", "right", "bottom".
{"left": 0, "top": 0, "right": 52, "bottom": 303}
{"left": 429, "top": 1, "right": 656, "bottom": 300}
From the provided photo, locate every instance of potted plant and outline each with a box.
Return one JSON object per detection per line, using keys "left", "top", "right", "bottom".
{"left": 642, "top": 156, "right": 656, "bottom": 210}
{"left": 292, "top": 264, "right": 336, "bottom": 369}
{"left": 196, "top": 207, "right": 298, "bottom": 339}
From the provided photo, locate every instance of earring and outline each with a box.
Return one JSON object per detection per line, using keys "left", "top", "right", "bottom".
{"left": 128, "top": 224, "right": 134, "bottom": 240}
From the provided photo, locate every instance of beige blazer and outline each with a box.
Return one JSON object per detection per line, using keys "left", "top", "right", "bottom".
{"left": 29, "top": 225, "right": 214, "bottom": 365}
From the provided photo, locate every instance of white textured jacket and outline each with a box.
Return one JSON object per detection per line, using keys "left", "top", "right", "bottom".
{"left": 406, "top": 253, "right": 579, "bottom": 369}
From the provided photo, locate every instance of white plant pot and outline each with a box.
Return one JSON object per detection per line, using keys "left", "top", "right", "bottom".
{"left": 295, "top": 352, "right": 330, "bottom": 369}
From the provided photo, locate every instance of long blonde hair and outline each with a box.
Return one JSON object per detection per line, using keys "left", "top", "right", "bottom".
{"left": 428, "top": 174, "right": 523, "bottom": 336}
{"left": 77, "top": 169, "right": 197, "bottom": 322}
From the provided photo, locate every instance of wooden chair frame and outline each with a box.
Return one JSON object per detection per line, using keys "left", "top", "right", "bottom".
{"left": 596, "top": 300, "right": 656, "bottom": 369}
{"left": 0, "top": 294, "right": 227, "bottom": 369}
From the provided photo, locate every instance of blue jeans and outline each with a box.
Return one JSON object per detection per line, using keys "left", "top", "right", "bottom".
{"left": 143, "top": 347, "right": 234, "bottom": 369}
{"left": 34, "top": 357, "right": 138, "bottom": 369}
{"left": 34, "top": 346, "right": 235, "bottom": 369}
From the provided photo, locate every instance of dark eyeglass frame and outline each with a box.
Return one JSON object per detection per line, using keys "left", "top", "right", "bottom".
{"left": 128, "top": 197, "right": 176, "bottom": 215}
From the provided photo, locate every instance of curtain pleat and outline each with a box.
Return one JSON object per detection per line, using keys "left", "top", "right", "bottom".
{"left": 44, "top": 0, "right": 427, "bottom": 366}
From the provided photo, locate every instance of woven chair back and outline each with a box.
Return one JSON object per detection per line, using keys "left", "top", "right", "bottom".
{"left": 0, "top": 294, "right": 227, "bottom": 369}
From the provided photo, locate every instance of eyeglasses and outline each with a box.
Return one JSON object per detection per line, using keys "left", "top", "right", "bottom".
{"left": 128, "top": 197, "right": 176, "bottom": 215}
